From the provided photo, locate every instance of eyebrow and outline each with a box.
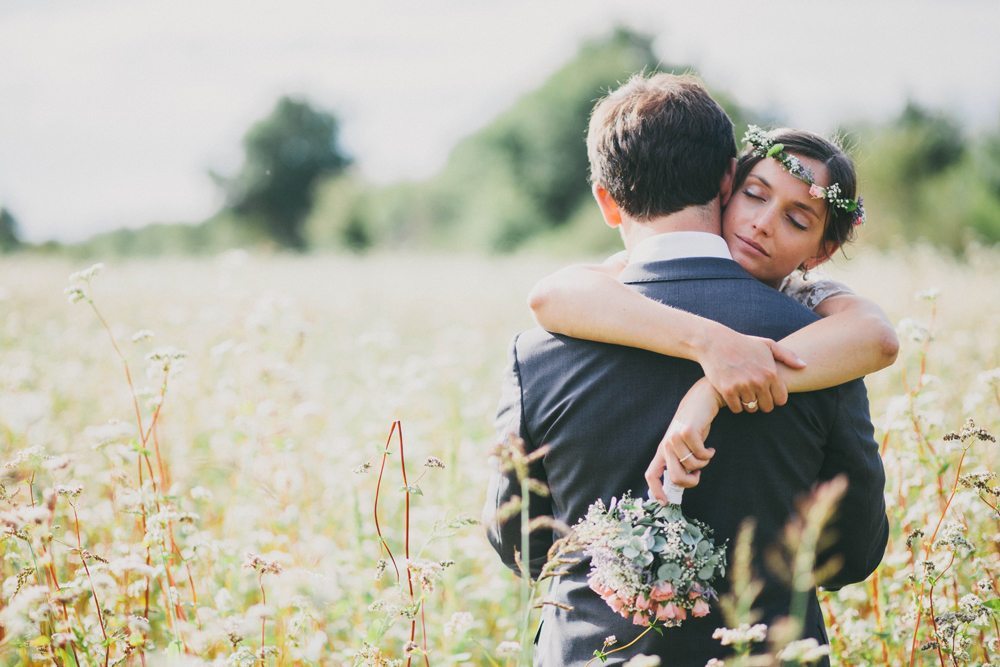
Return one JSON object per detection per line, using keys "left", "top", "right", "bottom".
{"left": 748, "top": 174, "right": 823, "bottom": 219}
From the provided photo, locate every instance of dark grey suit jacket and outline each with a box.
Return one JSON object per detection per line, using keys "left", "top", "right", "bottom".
{"left": 484, "top": 257, "right": 888, "bottom": 666}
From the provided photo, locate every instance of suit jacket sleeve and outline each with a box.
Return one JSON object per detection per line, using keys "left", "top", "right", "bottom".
{"left": 816, "top": 379, "right": 889, "bottom": 590}
{"left": 482, "top": 334, "right": 555, "bottom": 579}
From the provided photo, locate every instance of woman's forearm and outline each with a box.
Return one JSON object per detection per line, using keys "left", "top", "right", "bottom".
{"left": 777, "top": 295, "right": 900, "bottom": 392}
{"left": 529, "top": 264, "right": 810, "bottom": 413}
{"left": 529, "top": 265, "right": 716, "bottom": 362}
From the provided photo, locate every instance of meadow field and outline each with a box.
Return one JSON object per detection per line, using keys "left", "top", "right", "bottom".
{"left": 0, "top": 248, "right": 997, "bottom": 666}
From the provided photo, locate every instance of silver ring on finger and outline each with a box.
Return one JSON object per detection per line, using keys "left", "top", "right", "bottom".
{"left": 742, "top": 399, "right": 758, "bottom": 410}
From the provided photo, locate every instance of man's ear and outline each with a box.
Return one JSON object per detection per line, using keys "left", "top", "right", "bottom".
{"left": 802, "top": 240, "right": 840, "bottom": 270}
{"left": 718, "top": 157, "right": 738, "bottom": 207}
{"left": 593, "top": 183, "right": 623, "bottom": 228}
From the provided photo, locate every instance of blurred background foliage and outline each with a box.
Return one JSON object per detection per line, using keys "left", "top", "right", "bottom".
{"left": 10, "top": 28, "right": 999, "bottom": 258}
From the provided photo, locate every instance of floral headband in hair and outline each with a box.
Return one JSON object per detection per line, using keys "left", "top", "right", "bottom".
{"left": 742, "top": 125, "right": 866, "bottom": 226}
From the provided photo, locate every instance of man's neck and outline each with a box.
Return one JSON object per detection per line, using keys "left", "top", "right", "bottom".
{"left": 621, "top": 203, "right": 722, "bottom": 251}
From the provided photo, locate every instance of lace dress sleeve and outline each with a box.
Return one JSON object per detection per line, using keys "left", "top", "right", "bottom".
{"left": 779, "top": 270, "right": 854, "bottom": 311}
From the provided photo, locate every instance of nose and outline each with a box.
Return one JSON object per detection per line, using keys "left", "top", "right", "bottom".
{"left": 751, "top": 204, "right": 779, "bottom": 236}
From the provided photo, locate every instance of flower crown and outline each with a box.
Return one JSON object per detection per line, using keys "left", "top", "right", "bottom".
{"left": 742, "top": 125, "right": 866, "bottom": 226}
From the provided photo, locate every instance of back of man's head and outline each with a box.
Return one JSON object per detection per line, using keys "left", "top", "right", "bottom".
{"left": 587, "top": 73, "right": 736, "bottom": 220}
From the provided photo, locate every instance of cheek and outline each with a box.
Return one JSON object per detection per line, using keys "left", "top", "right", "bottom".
{"left": 720, "top": 201, "right": 745, "bottom": 231}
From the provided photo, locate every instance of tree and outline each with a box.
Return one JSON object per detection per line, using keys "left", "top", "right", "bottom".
{"left": 0, "top": 206, "right": 22, "bottom": 253}
{"left": 220, "top": 96, "right": 351, "bottom": 249}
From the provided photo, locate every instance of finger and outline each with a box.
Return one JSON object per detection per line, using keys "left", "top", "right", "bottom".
{"left": 757, "top": 389, "right": 775, "bottom": 413}
{"left": 722, "top": 388, "right": 743, "bottom": 414}
{"left": 675, "top": 449, "right": 710, "bottom": 472}
{"left": 667, "top": 426, "right": 713, "bottom": 462}
{"left": 665, "top": 446, "right": 701, "bottom": 489}
{"left": 645, "top": 451, "right": 668, "bottom": 503}
{"left": 740, "top": 394, "right": 759, "bottom": 413}
{"left": 771, "top": 378, "right": 789, "bottom": 407}
{"left": 769, "top": 341, "right": 806, "bottom": 369}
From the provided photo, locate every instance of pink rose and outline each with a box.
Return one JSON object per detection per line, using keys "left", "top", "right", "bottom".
{"left": 692, "top": 599, "right": 711, "bottom": 617}
{"left": 650, "top": 582, "right": 675, "bottom": 601}
{"left": 607, "top": 595, "right": 626, "bottom": 613}
{"left": 632, "top": 611, "right": 651, "bottom": 627}
{"left": 635, "top": 594, "right": 651, "bottom": 611}
{"left": 809, "top": 184, "right": 825, "bottom": 199}
{"left": 656, "top": 602, "right": 684, "bottom": 621}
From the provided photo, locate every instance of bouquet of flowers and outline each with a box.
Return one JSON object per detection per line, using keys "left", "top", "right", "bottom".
{"left": 576, "top": 489, "right": 727, "bottom": 628}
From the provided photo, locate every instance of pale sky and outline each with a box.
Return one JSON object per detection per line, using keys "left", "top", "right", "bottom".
{"left": 1, "top": 0, "right": 998, "bottom": 242}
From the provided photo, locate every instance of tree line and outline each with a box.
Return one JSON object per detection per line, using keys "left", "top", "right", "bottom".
{"left": 4, "top": 28, "right": 998, "bottom": 257}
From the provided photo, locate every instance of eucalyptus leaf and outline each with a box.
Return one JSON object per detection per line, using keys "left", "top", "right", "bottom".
{"left": 658, "top": 562, "right": 682, "bottom": 581}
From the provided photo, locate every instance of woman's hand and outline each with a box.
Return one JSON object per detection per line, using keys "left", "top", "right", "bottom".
{"left": 645, "top": 378, "right": 724, "bottom": 501}
{"left": 695, "top": 323, "right": 805, "bottom": 414}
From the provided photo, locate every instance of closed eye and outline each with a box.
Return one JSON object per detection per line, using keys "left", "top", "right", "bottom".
{"left": 786, "top": 215, "right": 808, "bottom": 231}
{"left": 742, "top": 189, "right": 765, "bottom": 202}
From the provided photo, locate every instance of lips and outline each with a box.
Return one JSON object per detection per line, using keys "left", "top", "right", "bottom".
{"left": 736, "top": 234, "right": 769, "bottom": 257}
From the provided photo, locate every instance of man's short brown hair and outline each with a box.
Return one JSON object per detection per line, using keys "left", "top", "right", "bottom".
{"left": 586, "top": 73, "right": 736, "bottom": 220}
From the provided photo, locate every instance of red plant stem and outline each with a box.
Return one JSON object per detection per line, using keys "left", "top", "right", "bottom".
{"left": 927, "top": 450, "right": 967, "bottom": 547}
{"left": 373, "top": 421, "right": 402, "bottom": 581}
{"left": 70, "top": 502, "right": 111, "bottom": 667}
{"left": 821, "top": 597, "right": 847, "bottom": 654}
{"left": 927, "top": 558, "right": 952, "bottom": 667}
{"left": 27, "top": 476, "right": 79, "bottom": 666}
{"left": 909, "top": 448, "right": 968, "bottom": 667}
{"left": 88, "top": 302, "right": 147, "bottom": 438}
{"left": 396, "top": 422, "right": 422, "bottom": 667}
{"left": 871, "top": 572, "right": 889, "bottom": 665}
{"left": 91, "top": 297, "right": 200, "bottom": 647}
{"left": 259, "top": 573, "right": 267, "bottom": 664}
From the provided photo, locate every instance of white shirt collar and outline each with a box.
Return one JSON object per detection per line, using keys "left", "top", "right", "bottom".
{"left": 627, "top": 231, "right": 733, "bottom": 265}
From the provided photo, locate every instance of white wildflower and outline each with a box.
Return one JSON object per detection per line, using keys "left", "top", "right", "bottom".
{"left": 69, "top": 263, "right": 104, "bottom": 283}
{"left": 444, "top": 611, "right": 473, "bottom": 636}
{"left": 777, "top": 638, "right": 831, "bottom": 664}
{"left": 712, "top": 623, "right": 768, "bottom": 646}
{"left": 244, "top": 553, "right": 282, "bottom": 575}
{"left": 916, "top": 287, "right": 940, "bottom": 301}
{"left": 64, "top": 287, "right": 86, "bottom": 304}
{"left": 496, "top": 640, "right": 521, "bottom": 657}
{"left": 54, "top": 484, "right": 83, "bottom": 498}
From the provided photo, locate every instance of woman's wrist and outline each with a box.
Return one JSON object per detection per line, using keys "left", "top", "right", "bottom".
{"left": 693, "top": 376, "right": 725, "bottom": 408}
{"left": 689, "top": 320, "right": 730, "bottom": 365}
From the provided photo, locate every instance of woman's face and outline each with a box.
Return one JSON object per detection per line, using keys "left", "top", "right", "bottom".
{"left": 722, "top": 154, "right": 833, "bottom": 288}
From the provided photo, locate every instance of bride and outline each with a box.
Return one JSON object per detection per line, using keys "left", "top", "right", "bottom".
{"left": 528, "top": 125, "right": 898, "bottom": 500}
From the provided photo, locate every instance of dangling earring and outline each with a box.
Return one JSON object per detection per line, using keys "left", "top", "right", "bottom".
{"left": 799, "top": 263, "right": 810, "bottom": 280}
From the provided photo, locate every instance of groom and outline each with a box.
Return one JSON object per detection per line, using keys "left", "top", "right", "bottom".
{"left": 483, "top": 73, "right": 888, "bottom": 665}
